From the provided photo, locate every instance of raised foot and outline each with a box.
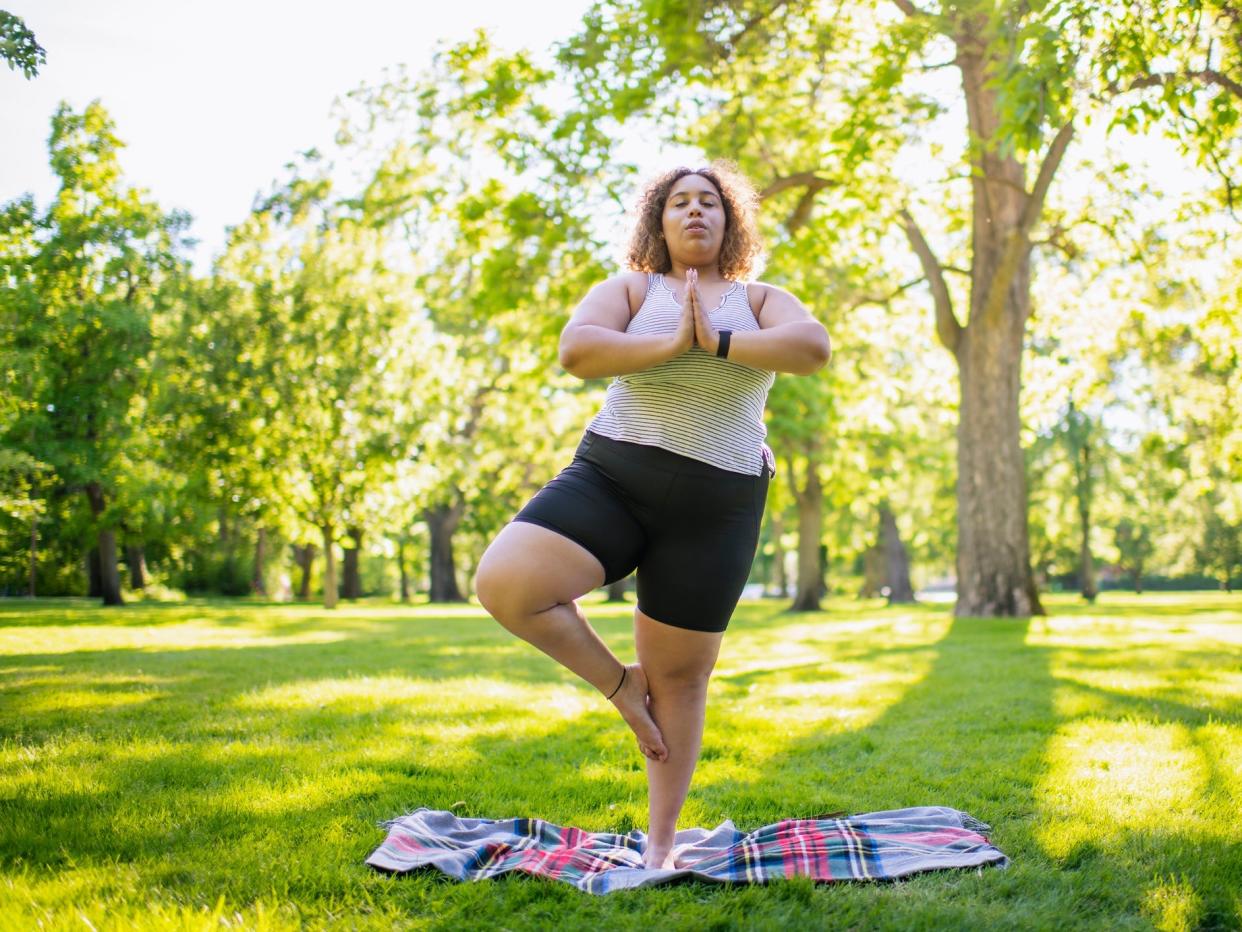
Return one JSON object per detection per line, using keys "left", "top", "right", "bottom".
{"left": 609, "top": 663, "right": 667, "bottom": 761}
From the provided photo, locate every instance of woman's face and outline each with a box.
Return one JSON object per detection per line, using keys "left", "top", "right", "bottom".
{"left": 661, "top": 174, "right": 725, "bottom": 268}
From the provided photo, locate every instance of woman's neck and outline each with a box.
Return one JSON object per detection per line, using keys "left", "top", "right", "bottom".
{"left": 667, "top": 261, "right": 723, "bottom": 282}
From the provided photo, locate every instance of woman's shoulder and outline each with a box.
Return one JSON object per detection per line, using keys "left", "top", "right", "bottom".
{"left": 605, "top": 270, "right": 655, "bottom": 317}
{"left": 742, "top": 279, "right": 772, "bottom": 318}
{"left": 744, "top": 279, "right": 804, "bottom": 306}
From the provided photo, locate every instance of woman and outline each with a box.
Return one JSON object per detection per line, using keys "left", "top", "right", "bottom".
{"left": 475, "top": 162, "right": 830, "bottom": 869}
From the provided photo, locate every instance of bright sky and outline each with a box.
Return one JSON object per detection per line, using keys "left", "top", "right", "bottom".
{"left": 2, "top": 0, "right": 596, "bottom": 271}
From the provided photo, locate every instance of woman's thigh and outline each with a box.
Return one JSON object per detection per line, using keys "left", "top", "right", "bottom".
{"left": 634, "top": 607, "right": 724, "bottom": 683}
{"left": 635, "top": 470, "right": 768, "bottom": 633}
{"left": 475, "top": 521, "right": 608, "bottom": 617}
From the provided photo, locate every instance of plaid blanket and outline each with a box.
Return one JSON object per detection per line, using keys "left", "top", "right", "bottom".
{"left": 366, "top": 806, "right": 1009, "bottom": 893}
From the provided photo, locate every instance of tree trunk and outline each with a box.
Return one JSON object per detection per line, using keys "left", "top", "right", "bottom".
{"left": 342, "top": 526, "right": 362, "bottom": 600}
{"left": 321, "top": 524, "right": 338, "bottom": 609}
{"left": 949, "top": 31, "right": 1048, "bottom": 619}
{"left": 125, "top": 544, "right": 147, "bottom": 590}
{"left": 1078, "top": 522, "right": 1097, "bottom": 602}
{"left": 296, "top": 543, "right": 315, "bottom": 600}
{"left": 954, "top": 290, "right": 1042, "bottom": 617}
{"left": 860, "top": 546, "right": 885, "bottom": 598}
{"left": 88, "top": 547, "right": 102, "bottom": 597}
{"left": 28, "top": 516, "right": 37, "bottom": 597}
{"left": 85, "top": 482, "right": 123, "bottom": 606}
{"left": 606, "top": 576, "right": 629, "bottom": 602}
{"left": 880, "top": 505, "right": 916, "bottom": 604}
{"left": 425, "top": 500, "right": 465, "bottom": 603}
{"left": 252, "top": 526, "right": 268, "bottom": 596}
{"left": 1070, "top": 404, "right": 1097, "bottom": 603}
{"left": 770, "top": 512, "right": 788, "bottom": 597}
{"left": 398, "top": 535, "right": 410, "bottom": 602}
{"left": 1132, "top": 566, "right": 1143, "bottom": 595}
{"left": 789, "top": 454, "right": 823, "bottom": 612}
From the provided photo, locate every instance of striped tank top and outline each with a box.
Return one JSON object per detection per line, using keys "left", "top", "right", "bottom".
{"left": 586, "top": 273, "right": 777, "bottom": 476}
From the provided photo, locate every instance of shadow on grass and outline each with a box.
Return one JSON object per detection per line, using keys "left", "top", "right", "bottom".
{"left": 694, "top": 611, "right": 1238, "bottom": 927}
{"left": 706, "top": 615, "right": 1057, "bottom": 830}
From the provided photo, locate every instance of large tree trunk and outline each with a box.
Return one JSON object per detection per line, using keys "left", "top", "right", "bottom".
{"left": 425, "top": 500, "right": 465, "bottom": 603}
{"left": 342, "top": 526, "right": 362, "bottom": 600}
{"left": 296, "top": 543, "right": 315, "bottom": 600}
{"left": 789, "top": 454, "right": 823, "bottom": 612}
{"left": 321, "top": 524, "right": 338, "bottom": 608}
{"left": 945, "top": 26, "right": 1053, "bottom": 619}
{"left": 85, "top": 482, "right": 123, "bottom": 606}
{"left": 880, "top": 505, "right": 916, "bottom": 604}
{"left": 953, "top": 249, "right": 1042, "bottom": 618}
{"left": 125, "top": 544, "right": 147, "bottom": 590}
{"left": 252, "top": 526, "right": 268, "bottom": 596}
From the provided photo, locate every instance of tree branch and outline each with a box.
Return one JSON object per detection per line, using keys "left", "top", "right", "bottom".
{"left": 702, "top": 0, "right": 792, "bottom": 60}
{"left": 1023, "top": 120, "right": 1075, "bottom": 239}
{"left": 847, "top": 277, "right": 925, "bottom": 311}
{"left": 760, "top": 172, "right": 838, "bottom": 234}
{"left": 892, "top": 0, "right": 926, "bottom": 16}
{"left": 1117, "top": 68, "right": 1242, "bottom": 100}
{"left": 787, "top": 189, "right": 819, "bottom": 232}
{"left": 759, "top": 172, "right": 836, "bottom": 200}
{"left": 979, "top": 119, "right": 1075, "bottom": 329}
{"left": 898, "top": 208, "right": 962, "bottom": 355}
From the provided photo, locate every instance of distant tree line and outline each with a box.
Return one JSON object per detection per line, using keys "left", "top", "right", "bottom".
{"left": 2, "top": 4, "right": 1239, "bottom": 610}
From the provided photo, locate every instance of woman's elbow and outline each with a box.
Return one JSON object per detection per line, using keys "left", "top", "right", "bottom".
{"left": 558, "top": 333, "right": 582, "bottom": 376}
{"left": 803, "top": 329, "right": 831, "bottom": 374}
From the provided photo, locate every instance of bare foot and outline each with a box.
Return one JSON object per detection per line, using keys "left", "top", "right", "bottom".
{"left": 643, "top": 844, "right": 676, "bottom": 869}
{"left": 609, "top": 663, "right": 667, "bottom": 761}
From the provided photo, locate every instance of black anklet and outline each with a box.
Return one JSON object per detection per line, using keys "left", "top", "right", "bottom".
{"left": 605, "top": 666, "right": 626, "bottom": 701}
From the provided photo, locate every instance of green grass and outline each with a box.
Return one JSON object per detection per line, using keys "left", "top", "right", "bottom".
{"left": 1, "top": 592, "right": 1239, "bottom": 930}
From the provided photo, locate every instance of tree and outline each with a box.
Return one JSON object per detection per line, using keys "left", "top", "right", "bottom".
{"left": 0, "top": 102, "right": 188, "bottom": 604}
{"left": 557, "top": 0, "right": 1241, "bottom": 616}
{"left": 1133, "top": 257, "right": 1242, "bottom": 589}
{"left": 0, "top": 11, "right": 45, "bottom": 79}
{"left": 337, "top": 35, "right": 615, "bottom": 602}
{"left": 212, "top": 155, "right": 419, "bottom": 609}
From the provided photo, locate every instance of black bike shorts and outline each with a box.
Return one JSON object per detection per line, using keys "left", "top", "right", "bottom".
{"left": 511, "top": 430, "right": 771, "bottom": 633}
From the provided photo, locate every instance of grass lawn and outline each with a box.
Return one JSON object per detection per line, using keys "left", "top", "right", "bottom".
{"left": 1, "top": 591, "right": 1239, "bottom": 930}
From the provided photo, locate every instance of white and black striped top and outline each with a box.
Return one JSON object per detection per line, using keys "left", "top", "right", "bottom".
{"left": 587, "top": 273, "right": 777, "bottom": 476}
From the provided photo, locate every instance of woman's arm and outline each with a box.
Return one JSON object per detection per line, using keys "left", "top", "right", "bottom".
{"left": 558, "top": 273, "right": 694, "bottom": 379}
{"left": 695, "top": 282, "right": 830, "bottom": 376}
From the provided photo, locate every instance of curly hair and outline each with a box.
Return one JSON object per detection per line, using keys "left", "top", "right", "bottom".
{"left": 625, "top": 160, "right": 765, "bottom": 281}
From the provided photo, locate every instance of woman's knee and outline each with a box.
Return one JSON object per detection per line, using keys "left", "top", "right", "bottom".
{"left": 635, "top": 608, "right": 723, "bottom": 691}
{"left": 474, "top": 546, "right": 562, "bottom": 623}
{"left": 646, "top": 665, "right": 713, "bottom": 695}
{"left": 474, "top": 549, "right": 520, "bottom": 621}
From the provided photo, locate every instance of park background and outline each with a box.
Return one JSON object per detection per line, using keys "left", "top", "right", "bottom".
{"left": 2, "top": 2, "right": 1240, "bottom": 929}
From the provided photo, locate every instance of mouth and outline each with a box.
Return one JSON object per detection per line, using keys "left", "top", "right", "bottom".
{"left": 685, "top": 223, "right": 708, "bottom": 233}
